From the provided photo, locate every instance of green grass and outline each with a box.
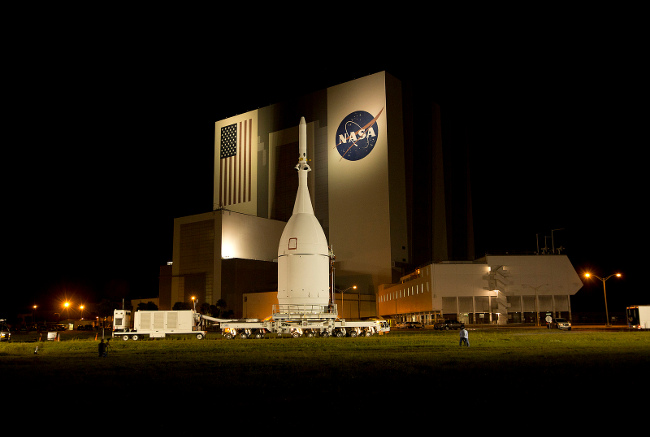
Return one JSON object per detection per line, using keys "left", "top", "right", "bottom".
{"left": 3, "top": 329, "right": 649, "bottom": 419}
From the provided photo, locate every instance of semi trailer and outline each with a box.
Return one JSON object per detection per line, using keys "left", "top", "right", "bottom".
{"left": 113, "top": 309, "right": 216, "bottom": 340}
{"left": 626, "top": 305, "right": 650, "bottom": 330}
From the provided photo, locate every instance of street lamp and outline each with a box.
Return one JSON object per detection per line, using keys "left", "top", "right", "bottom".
{"left": 584, "top": 272, "right": 622, "bottom": 326}
{"left": 338, "top": 285, "right": 357, "bottom": 318}
{"left": 32, "top": 305, "right": 38, "bottom": 327}
{"left": 62, "top": 301, "right": 71, "bottom": 326}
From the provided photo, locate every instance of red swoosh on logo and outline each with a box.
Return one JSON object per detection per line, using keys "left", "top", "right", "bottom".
{"left": 337, "top": 107, "right": 384, "bottom": 160}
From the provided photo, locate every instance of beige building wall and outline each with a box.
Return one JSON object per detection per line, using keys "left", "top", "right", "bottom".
{"left": 170, "top": 210, "right": 284, "bottom": 310}
{"left": 327, "top": 71, "right": 408, "bottom": 296}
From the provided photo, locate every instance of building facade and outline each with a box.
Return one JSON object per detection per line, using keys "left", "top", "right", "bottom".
{"left": 378, "top": 255, "right": 583, "bottom": 325}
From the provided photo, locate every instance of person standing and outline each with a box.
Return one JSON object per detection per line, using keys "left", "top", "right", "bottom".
{"left": 459, "top": 326, "right": 470, "bottom": 347}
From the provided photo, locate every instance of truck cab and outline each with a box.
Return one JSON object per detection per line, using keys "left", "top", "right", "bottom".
{"left": 113, "top": 310, "right": 132, "bottom": 332}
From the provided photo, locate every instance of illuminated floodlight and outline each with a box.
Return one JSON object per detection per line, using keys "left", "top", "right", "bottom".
{"left": 583, "top": 270, "right": 623, "bottom": 326}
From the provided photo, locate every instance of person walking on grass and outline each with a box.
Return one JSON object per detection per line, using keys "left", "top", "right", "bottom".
{"left": 459, "top": 325, "right": 469, "bottom": 347}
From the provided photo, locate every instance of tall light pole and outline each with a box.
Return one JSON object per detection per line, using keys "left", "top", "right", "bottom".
{"left": 584, "top": 272, "right": 622, "bottom": 326}
{"left": 338, "top": 286, "right": 357, "bottom": 318}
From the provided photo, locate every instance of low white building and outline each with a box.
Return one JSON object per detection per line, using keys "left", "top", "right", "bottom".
{"left": 378, "top": 255, "right": 583, "bottom": 325}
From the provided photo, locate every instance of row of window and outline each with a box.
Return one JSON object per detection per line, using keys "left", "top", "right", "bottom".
{"left": 379, "top": 281, "right": 430, "bottom": 303}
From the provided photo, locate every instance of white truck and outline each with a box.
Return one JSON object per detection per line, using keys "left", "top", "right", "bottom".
{"left": 626, "top": 305, "right": 650, "bottom": 330}
{"left": 113, "top": 309, "right": 214, "bottom": 340}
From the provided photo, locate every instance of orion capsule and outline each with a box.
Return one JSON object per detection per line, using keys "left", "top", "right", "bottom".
{"left": 277, "top": 117, "right": 330, "bottom": 307}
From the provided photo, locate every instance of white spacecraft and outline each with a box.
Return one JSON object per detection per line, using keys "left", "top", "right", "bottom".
{"left": 216, "top": 121, "right": 390, "bottom": 336}
{"left": 277, "top": 117, "right": 331, "bottom": 310}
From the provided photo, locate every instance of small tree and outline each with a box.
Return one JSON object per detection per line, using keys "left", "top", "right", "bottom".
{"left": 173, "top": 301, "right": 192, "bottom": 310}
{"left": 215, "top": 299, "right": 226, "bottom": 316}
{"left": 137, "top": 301, "right": 158, "bottom": 311}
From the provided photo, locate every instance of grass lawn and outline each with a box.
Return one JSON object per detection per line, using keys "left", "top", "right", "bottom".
{"left": 3, "top": 329, "right": 648, "bottom": 422}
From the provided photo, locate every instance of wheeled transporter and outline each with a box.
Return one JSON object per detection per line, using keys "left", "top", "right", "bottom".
{"left": 220, "top": 304, "right": 389, "bottom": 339}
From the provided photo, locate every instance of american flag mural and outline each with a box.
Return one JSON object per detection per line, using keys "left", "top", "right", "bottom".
{"left": 219, "top": 118, "right": 252, "bottom": 206}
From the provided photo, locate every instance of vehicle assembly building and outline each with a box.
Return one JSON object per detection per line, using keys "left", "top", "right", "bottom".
{"left": 160, "top": 71, "right": 583, "bottom": 325}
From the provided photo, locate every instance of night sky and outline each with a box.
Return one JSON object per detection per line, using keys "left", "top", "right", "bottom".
{"left": 3, "top": 20, "right": 642, "bottom": 319}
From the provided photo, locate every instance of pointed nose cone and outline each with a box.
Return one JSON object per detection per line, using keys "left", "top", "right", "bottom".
{"left": 294, "top": 116, "right": 312, "bottom": 215}
{"left": 299, "top": 116, "right": 307, "bottom": 162}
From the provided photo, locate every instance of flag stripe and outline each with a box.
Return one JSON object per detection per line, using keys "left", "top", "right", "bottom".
{"left": 238, "top": 120, "right": 242, "bottom": 203}
{"left": 243, "top": 120, "right": 247, "bottom": 202}
{"left": 248, "top": 119, "right": 252, "bottom": 201}
{"left": 219, "top": 157, "right": 223, "bottom": 206}
{"left": 239, "top": 120, "right": 248, "bottom": 202}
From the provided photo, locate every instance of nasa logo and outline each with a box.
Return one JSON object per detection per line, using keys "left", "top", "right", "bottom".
{"left": 335, "top": 108, "right": 383, "bottom": 161}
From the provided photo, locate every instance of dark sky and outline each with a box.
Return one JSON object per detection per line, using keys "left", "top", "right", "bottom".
{"left": 3, "top": 20, "right": 643, "bottom": 318}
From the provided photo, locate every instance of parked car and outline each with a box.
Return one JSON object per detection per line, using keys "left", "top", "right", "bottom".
{"left": 551, "top": 318, "right": 572, "bottom": 330}
{"left": 395, "top": 321, "right": 424, "bottom": 329}
{"left": 434, "top": 320, "right": 463, "bottom": 330}
{"left": 0, "top": 319, "right": 11, "bottom": 342}
{"left": 405, "top": 322, "right": 424, "bottom": 329}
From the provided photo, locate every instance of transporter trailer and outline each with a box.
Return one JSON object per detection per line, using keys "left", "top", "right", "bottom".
{"left": 220, "top": 304, "right": 389, "bottom": 339}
